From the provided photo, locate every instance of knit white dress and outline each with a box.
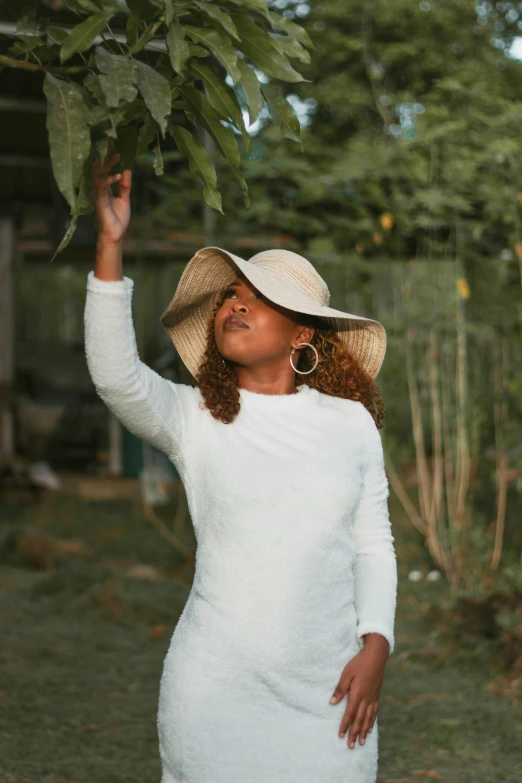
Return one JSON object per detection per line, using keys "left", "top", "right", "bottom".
{"left": 84, "top": 270, "right": 398, "bottom": 783}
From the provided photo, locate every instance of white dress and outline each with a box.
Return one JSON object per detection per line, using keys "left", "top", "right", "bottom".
{"left": 84, "top": 271, "right": 398, "bottom": 783}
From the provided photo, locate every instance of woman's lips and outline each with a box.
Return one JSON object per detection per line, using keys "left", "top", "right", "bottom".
{"left": 223, "top": 315, "right": 249, "bottom": 330}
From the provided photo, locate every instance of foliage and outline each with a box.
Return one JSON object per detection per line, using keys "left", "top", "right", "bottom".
{"left": 197, "top": 1, "right": 522, "bottom": 264}
{"left": 174, "top": 0, "right": 522, "bottom": 578}
{"left": 2, "top": 0, "right": 314, "bottom": 254}
{"left": 5, "top": 0, "right": 522, "bottom": 576}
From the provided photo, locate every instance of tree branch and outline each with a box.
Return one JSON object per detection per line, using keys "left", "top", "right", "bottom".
{"left": 0, "top": 55, "right": 87, "bottom": 74}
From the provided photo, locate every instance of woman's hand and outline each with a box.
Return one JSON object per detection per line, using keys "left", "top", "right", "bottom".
{"left": 92, "top": 138, "right": 132, "bottom": 245}
{"left": 329, "top": 635, "right": 389, "bottom": 749}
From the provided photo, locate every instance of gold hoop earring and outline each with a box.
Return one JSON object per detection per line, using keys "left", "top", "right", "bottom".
{"left": 290, "top": 342, "right": 319, "bottom": 375}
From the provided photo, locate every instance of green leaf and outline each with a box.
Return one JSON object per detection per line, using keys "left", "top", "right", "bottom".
{"left": 95, "top": 46, "right": 138, "bottom": 107}
{"left": 60, "top": 13, "right": 110, "bottom": 64}
{"left": 74, "top": 0, "right": 102, "bottom": 13}
{"left": 87, "top": 98, "right": 145, "bottom": 130}
{"left": 178, "top": 84, "right": 242, "bottom": 170}
{"left": 188, "top": 44, "right": 209, "bottom": 58}
{"left": 17, "top": 34, "right": 44, "bottom": 48}
{"left": 184, "top": 25, "right": 241, "bottom": 83}
{"left": 202, "top": 183, "right": 223, "bottom": 213}
{"left": 261, "top": 82, "right": 302, "bottom": 150}
{"left": 230, "top": 163, "right": 250, "bottom": 210}
{"left": 46, "top": 25, "right": 70, "bottom": 45}
{"left": 136, "top": 61, "right": 171, "bottom": 137}
{"left": 116, "top": 124, "right": 139, "bottom": 169}
{"left": 126, "top": 13, "right": 140, "bottom": 48}
{"left": 267, "top": 10, "right": 315, "bottom": 50}
{"left": 188, "top": 60, "right": 250, "bottom": 150}
{"left": 87, "top": 104, "right": 111, "bottom": 126}
{"left": 268, "top": 33, "right": 311, "bottom": 65}
{"left": 156, "top": 52, "right": 174, "bottom": 80}
{"left": 171, "top": 73, "right": 188, "bottom": 87}
{"left": 243, "top": 0, "right": 269, "bottom": 13}
{"left": 165, "top": 0, "right": 174, "bottom": 26}
{"left": 236, "top": 58, "right": 263, "bottom": 124}
{"left": 233, "top": 17, "right": 309, "bottom": 83}
{"left": 191, "top": 1, "right": 240, "bottom": 42}
{"left": 126, "top": 0, "right": 157, "bottom": 24}
{"left": 95, "top": 136, "right": 109, "bottom": 161}
{"left": 114, "top": 97, "right": 146, "bottom": 126}
{"left": 76, "top": 145, "right": 99, "bottom": 216}
{"left": 171, "top": 125, "right": 224, "bottom": 213}
{"left": 153, "top": 137, "right": 164, "bottom": 175}
{"left": 9, "top": 36, "right": 45, "bottom": 55}
{"left": 136, "top": 114, "right": 157, "bottom": 157}
{"left": 49, "top": 214, "right": 79, "bottom": 263}
{"left": 225, "top": 0, "right": 269, "bottom": 17}
{"left": 167, "top": 18, "right": 191, "bottom": 74}
{"left": 84, "top": 72, "right": 105, "bottom": 103}
{"left": 43, "top": 73, "right": 91, "bottom": 210}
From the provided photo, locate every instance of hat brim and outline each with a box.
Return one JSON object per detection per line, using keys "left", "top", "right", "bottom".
{"left": 160, "top": 246, "right": 387, "bottom": 381}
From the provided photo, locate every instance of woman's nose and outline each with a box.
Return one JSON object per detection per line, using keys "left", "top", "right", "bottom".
{"left": 231, "top": 299, "right": 247, "bottom": 312}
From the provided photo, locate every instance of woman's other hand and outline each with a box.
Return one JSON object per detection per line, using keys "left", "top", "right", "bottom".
{"left": 329, "top": 634, "right": 389, "bottom": 749}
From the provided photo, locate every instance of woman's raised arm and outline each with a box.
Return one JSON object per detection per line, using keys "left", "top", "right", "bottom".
{"left": 84, "top": 142, "right": 186, "bottom": 463}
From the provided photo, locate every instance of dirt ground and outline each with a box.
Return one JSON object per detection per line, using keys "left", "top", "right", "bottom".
{"left": 0, "top": 487, "right": 520, "bottom": 783}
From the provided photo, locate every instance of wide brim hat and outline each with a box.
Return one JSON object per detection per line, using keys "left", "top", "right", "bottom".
{"left": 160, "top": 246, "right": 387, "bottom": 381}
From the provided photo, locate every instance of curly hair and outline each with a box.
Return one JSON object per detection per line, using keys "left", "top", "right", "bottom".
{"left": 194, "top": 294, "right": 386, "bottom": 430}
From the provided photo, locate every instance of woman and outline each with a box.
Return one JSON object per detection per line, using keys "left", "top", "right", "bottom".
{"left": 85, "top": 145, "right": 397, "bottom": 783}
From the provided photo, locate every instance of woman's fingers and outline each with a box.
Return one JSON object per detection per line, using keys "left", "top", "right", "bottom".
{"left": 97, "top": 170, "right": 130, "bottom": 196}
{"left": 97, "top": 153, "right": 120, "bottom": 182}
{"left": 103, "top": 152, "right": 120, "bottom": 173}
{"left": 337, "top": 686, "right": 357, "bottom": 739}
{"left": 336, "top": 687, "right": 375, "bottom": 747}
{"left": 93, "top": 165, "right": 122, "bottom": 197}
{"left": 346, "top": 699, "right": 368, "bottom": 748}
{"left": 103, "top": 137, "right": 115, "bottom": 165}
{"left": 92, "top": 151, "right": 121, "bottom": 181}
{"left": 116, "top": 169, "right": 132, "bottom": 200}
{"left": 357, "top": 702, "right": 375, "bottom": 746}
{"left": 91, "top": 141, "right": 131, "bottom": 209}
{"left": 330, "top": 664, "right": 353, "bottom": 706}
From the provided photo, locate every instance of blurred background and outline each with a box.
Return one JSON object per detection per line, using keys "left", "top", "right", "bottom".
{"left": 0, "top": 1, "right": 521, "bottom": 782}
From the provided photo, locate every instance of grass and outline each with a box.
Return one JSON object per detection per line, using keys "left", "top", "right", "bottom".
{"left": 0, "top": 491, "right": 520, "bottom": 783}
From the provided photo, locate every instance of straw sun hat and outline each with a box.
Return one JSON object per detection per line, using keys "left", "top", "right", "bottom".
{"left": 160, "top": 246, "right": 387, "bottom": 382}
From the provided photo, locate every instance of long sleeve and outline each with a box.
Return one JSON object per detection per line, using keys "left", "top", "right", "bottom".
{"left": 84, "top": 270, "right": 186, "bottom": 462}
{"left": 353, "top": 407, "right": 398, "bottom": 655}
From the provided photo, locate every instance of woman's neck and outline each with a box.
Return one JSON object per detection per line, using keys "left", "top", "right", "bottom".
{"left": 234, "top": 367, "right": 299, "bottom": 396}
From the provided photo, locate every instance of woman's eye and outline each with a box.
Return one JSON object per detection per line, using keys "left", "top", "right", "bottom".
{"left": 222, "top": 287, "right": 262, "bottom": 300}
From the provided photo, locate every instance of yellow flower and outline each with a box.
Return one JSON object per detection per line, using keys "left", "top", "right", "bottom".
{"left": 380, "top": 212, "right": 394, "bottom": 230}
{"left": 457, "top": 278, "right": 470, "bottom": 299}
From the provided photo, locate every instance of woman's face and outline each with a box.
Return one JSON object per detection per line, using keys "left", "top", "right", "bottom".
{"left": 214, "top": 275, "right": 314, "bottom": 371}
